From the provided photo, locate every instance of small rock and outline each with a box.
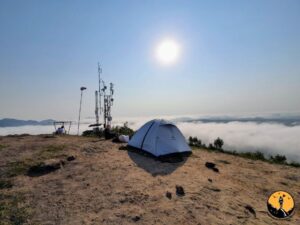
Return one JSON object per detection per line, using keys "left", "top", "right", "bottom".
{"left": 205, "top": 162, "right": 216, "bottom": 169}
{"left": 166, "top": 191, "right": 172, "bottom": 199}
{"left": 205, "top": 162, "right": 219, "bottom": 173}
{"left": 132, "top": 216, "right": 140, "bottom": 222}
{"left": 67, "top": 156, "right": 76, "bottom": 161}
{"left": 280, "top": 181, "right": 288, "bottom": 186}
{"left": 245, "top": 205, "right": 256, "bottom": 217}
{"left": 213, "top": 167, "right": 219, "bottom": 173}
{"left": 176, "top": 185, "right": 185, "bottom": 196}
{"left": 208, "top": 187, "right": 221, "bottom": 192}
{"left": 208, "top": 178, "right": 212, "bottom": 183}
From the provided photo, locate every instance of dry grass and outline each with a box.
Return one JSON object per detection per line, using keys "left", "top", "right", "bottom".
{"left": 0, "top": 135, "right": 299, "bottom": 225}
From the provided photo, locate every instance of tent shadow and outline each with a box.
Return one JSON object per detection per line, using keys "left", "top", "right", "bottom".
{"left": 120, "top": 145, "right": 191, "bottom": 177}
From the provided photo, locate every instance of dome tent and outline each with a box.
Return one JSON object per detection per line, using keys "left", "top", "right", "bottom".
{"left": 128, "top": 119, "right": 191, "bottom": 157}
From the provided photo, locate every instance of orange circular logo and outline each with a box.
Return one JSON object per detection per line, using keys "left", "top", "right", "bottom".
{"left": 267, "top": 191, "right": 295, "bottom": 219}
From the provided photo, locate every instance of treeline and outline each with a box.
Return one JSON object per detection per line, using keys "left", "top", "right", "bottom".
{"left": 111, "top": 122, "right": 135, "bottom": 136}
{"left": 189, "top": 136, "right": 224, "bottom": 149}
{"left": 188, "top": 136, "right": 300, "bottom": 168}
{"left": 82, "top": 122, "right": 135, "bottom": 137}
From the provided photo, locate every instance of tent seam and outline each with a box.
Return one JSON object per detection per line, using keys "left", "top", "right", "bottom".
{"left": 140, "top": 121, "right": 155, "bottom": 149}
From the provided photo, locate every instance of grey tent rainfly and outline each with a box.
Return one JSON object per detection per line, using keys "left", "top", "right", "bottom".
{"left": 128, "top": 119, "right": 191, "bottom": 157}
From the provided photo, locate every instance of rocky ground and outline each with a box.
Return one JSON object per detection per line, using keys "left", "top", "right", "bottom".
{"left": 0, "top": 135, "right": 299, "bottom": 225}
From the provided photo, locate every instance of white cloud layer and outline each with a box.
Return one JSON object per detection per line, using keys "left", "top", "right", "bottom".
{"left": 113, "top": 116, "right": 300, "bottom": 162}
{"left": 177, "top": 122, "right": 300, "bottom": 162}
{"left": 1, "top": 116, "right": 300, "bottom": 162}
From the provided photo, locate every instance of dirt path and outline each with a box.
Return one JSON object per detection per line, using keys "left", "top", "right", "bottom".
{"left": 0, "top": 135, "right": 299, "bottom": 225}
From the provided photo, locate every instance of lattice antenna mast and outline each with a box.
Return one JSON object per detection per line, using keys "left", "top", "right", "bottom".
{"left": 94, "top": 91, "right": 99, "bottom": 124}
{"left": 97, "top": 62, "right": 115, "bottom": 128}
{"left": 103, "top": 82, "right": 114, "bottom": 127}
{"left": 102, "top": 82, "right": 107, "bottom": 126}
{"left": 108, "top": 82, "right": 114, "bottom": 125}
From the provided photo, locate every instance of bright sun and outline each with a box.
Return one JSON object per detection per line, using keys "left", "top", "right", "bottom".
{"left": 156, "top": 39, "right": 180, "bottom": 65}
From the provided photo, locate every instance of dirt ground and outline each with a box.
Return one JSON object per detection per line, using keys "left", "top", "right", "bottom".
{"left": 0, "top": 135, "right": 299, "bottom": 225}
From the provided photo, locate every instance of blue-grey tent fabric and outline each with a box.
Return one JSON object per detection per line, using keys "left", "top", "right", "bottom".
{"left": 128, "top": 119, "right": 191, "bottom": 156}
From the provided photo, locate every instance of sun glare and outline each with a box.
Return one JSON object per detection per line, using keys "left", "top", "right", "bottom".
{"left": 156, "top": 39, "right": 180, "bottom": 65}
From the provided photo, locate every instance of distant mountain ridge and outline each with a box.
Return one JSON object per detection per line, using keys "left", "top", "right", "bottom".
{"left": 0, "top": 118, "right": 55, "bottom": 127}
{"left": 184, "top": 116, "right": 300, "bottom": 126}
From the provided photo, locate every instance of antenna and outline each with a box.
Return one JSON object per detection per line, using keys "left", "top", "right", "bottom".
{"left": 95, "top": 91, "right": 99, "bottom": 124}
{"left": 110, "top": 82, "right": 114, "bottom": 96}
{"left": 103, "top": 82, "right": 114, "bottom": 128}
{"left": 95, "top": 62, "right": 115, "bottom": 128}
{"left": 98, "top": 62, "right": 102, "bottom": 115}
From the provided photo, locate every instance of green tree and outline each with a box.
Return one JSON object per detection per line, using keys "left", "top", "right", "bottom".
{"left": 188, "top": 136, "right": 194, "bottom": 146}
{"left": 214, "top": 137, "right": 224, "bottom": 149}
{"left": 270, "top": 154, "right": 287, "bottom": 164}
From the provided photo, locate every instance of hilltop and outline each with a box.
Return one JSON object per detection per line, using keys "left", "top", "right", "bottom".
{"left": 0, "top": 135, "right": 299, "bottom": 225}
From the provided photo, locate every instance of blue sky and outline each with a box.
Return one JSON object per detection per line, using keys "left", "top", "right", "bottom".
{"left": 0, "top": 0, "right": 299, "bottom": 120}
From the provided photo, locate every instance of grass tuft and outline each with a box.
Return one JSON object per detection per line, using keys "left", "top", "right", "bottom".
{"left": 3, "top": 144, "right": 66, "bottom": 178}
{"left": 0, "top": 179, "right": 13, "bottom": 189}
{"left": 0, "top": 193, "right": 31, "bottom": 225}
{"left": 36, "top": 144, "right": 66, "bottom": 160}
{"left": 6, "top": 161, "right": 32, "bottom": 178}
{"left": 0, "top": 144, "right": 8, "bottom": 151}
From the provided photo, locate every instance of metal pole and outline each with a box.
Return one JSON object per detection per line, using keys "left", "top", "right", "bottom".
{"left": 77, "top": 87, "right": 86, "bottom": 135}
{"left": 77, "top": 91, "right": 83, "bottom": 135}
{"left": 68, "top": 121, "right": 72, "bottom": 135}
{"left": 103, "top": 95, "right": 106, "bottom": 128}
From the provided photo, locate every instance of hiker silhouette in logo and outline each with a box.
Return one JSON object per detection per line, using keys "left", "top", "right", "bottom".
{"left": 267, "top": 191, "right": 295, "bottom": 219}
{"left": 278, "top": 196, "right": 287, "bottom": 218}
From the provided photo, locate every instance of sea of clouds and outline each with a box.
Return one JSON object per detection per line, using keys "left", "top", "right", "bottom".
{"left": 177, "top": 121, "right": 300, "bottom": 162}
{"left": 1, "top": 115, "right": 300, "bottom": 162}
{"left": 115, "top": 115, "right": 300, "bottom": 162}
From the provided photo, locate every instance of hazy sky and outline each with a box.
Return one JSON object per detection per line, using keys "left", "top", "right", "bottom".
{"left": 0, "top": 0, "right": 299, "bottom": 120}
